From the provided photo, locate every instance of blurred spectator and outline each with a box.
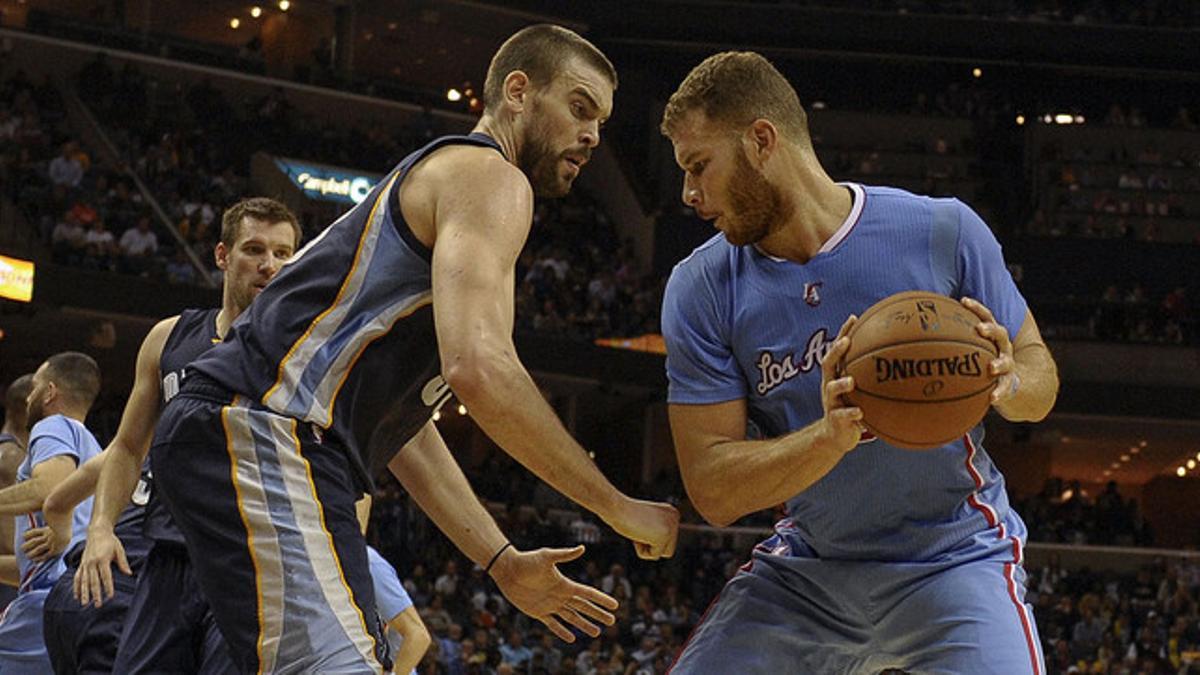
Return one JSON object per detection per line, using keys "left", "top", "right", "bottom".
{"left": 118, "top": 215, "right": 159, "bottom": 275}
{"left": 47, "top": 139, "right": 84, "bottom": 189}
{"left": 82, "top": 217, "right": 117, "bottom": 270}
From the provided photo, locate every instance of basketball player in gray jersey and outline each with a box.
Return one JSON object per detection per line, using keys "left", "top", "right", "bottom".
{"left": 81, "top": 24, "right": 678, "bottom": 674}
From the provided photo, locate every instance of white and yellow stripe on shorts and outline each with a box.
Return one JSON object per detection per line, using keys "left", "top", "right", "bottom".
{"left": 222, "top": 399, "right": 383, "bottom": 674}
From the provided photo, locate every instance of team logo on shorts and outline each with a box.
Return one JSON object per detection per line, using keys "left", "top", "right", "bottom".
{"left": 803, "top": 282, "right": 822, "bottom": 307}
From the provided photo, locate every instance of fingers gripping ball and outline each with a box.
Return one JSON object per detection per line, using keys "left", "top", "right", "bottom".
{"left": 839, "top": 291, "right": 998, "bottom": 449}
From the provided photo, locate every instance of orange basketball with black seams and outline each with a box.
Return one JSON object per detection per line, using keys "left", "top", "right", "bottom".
{"left": 839, "top": 291, "right": 998, "bottom": 449}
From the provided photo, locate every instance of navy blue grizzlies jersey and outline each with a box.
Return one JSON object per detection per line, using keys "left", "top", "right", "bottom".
{"left": 140, "top": 308, "right": 220, "bottom": 546}
{"left": 190, "top": 134, "right": 499, "bottom": 484}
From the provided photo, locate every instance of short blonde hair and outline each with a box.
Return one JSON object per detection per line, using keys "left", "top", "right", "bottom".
{"left": 661, "top": 51, "right": 810, "bottom": 144}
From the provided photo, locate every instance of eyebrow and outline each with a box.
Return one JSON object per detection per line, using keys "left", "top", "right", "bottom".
{"left": 680, "top": 150, "right": 702, "bottom": 168}
{"left": 572, "top": 87, "right": 607, "bottom": 121}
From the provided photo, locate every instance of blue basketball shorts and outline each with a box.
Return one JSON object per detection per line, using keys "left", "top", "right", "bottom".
{"left": 669, "top": 521, "right": 1044, "bottom": 674}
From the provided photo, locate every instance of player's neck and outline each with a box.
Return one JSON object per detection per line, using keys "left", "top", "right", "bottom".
{"left": 473, "top": 116, "right": 518, "bottom": 166}
{"left": 45, "top": 404, "right": 88, "bottom": 424}
{"left": 757, "top": 159, "right": 852, "bottom": 263}
{"left": 0, "top": 421, "right": 27, "bottom": 447}
{"left": 215, "top": 305, "right": 238, "bottom": 341}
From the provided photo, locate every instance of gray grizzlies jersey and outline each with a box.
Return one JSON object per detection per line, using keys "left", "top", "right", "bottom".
{"left": 190, "top": 134, "right": 501, "bottom": 484}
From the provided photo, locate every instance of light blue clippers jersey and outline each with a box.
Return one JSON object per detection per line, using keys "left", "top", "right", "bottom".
{"left": 662, "top": 184, "right": 1029, "bottom": 562}
{"left": 14, "top": 414, "right": 101, "bottom": 591}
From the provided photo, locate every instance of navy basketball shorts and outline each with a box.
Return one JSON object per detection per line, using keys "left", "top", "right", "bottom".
{"left": 43, "top": 560, "right": 136, "bottom": 675}
{"left": 669, "top": 521, "right": 1045, "bottom": 674}
{"left": 112, "top": 541, "right": 237, "bottom": 674}
{"left": 150, "top": 383, "right": 391, "bottom": 674}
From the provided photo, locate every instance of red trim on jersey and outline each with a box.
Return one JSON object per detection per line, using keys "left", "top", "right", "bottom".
{"left": 962, "top": 435, "right": 1043, "bottom": 675}
{"left": 17, "top": 513, "right": 40, "bottom": 592}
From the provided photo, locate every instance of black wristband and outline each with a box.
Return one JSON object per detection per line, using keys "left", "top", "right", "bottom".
{"left": 485, "top": 542, "right": 513, "bottom": 575}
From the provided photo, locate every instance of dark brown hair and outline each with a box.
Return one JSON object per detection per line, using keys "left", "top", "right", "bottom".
{"left": 45, "top": 352, "right": 101, "bottom": 409}
{"left": 220, "top": 197, "right": 301, "bottom": 248}
{"left": 484, "top": 24, "right": 616, "bottom": 113}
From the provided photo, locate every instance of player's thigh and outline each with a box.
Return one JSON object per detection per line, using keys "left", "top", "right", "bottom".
{"left": 671, "top": 557, "right": 867, "bottom": 674}
{"left": 42, "top": 574, "right": 81, "bottom": 675}
{"left": 878, "top": 559, "right": 1044, "bottom": 675}
{"left": 73, "top": 573, "right": 135, "bottom": 675}
{"left": 114, "top": 545, "right": 204, "bottom": 674}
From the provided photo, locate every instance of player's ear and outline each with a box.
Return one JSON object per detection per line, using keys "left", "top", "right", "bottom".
{"left": 503, "top": 70, "right": 532, "bottom": 113}
{"left": 745, "top": 118, "right": 777, "bottom": 167}
{"left": 214, "top": 241, "right": 229, "bottom": 271}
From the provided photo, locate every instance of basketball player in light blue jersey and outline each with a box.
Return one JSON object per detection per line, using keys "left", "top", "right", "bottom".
{"left": 0, "top": 352, "right": 103, "bottom": 673}
{"left": 367, "top": 545, "right": 430, "bottom": 675}
{"left": 659, "top": 52, "right": 1059, "bottom": 674}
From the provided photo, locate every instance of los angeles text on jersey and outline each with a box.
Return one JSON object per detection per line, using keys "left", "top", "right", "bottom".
{"left": 755, "top": 328, "right": 834, "bottom": 395}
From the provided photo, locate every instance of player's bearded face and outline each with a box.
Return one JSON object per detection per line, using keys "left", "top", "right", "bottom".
{"left": 519, "top": 96, "right": 586, "bottom": 198}
{"left": 722, "top": 147, "right": 783, "bottom": 246}
{"left": 24, "top": 366, "right": 49, "bottom": 429}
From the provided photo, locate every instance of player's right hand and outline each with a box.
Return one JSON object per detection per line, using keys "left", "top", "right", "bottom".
{"left": 820, "top": 314, "right": 864, "bottom": 455}
{"left": 74, "top": 526, "right": 131, "bottom": 608}
{"left": 608, "top": 497, "right": 680, "bottom": 560}
{"left": 488, "top": 544, "right": 618, "bottom": 643}
{"left": 21, "top": 524, "right": 70, "bottom": 563}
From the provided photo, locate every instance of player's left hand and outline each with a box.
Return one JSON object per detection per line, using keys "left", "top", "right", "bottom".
{"left": 961, "top": 297, "right": 1018, "bottom": 406}
{"left": 488, "top": 544, "right": 619, "bottom": 643}
{"left": 21, "top": 524, "right": 71, "bottom": 563}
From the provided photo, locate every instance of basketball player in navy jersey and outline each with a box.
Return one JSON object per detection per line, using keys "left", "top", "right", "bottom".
{"left": 29, "top": 198, "right": 300, "bottom": 674}
{"left": 81, "top": 24, "right": 678, "bottom": 674}
{"left": 659, "top": 53, "right": 1058, "bottom": 673}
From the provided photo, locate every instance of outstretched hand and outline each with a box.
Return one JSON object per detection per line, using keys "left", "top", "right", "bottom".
{"left": 488, "top": 544, "right": 619, "bottom": 642}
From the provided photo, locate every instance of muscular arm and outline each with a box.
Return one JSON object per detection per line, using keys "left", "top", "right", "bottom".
{"left": 44, "top": 449, "right": 106, "bottom": 520}
{"left": 88, "top": 317, "right": 176, "bottom": 535}
{"left": 0, "top": 455, "right": 76, "bottom": 515}
{"left": 387, "top": 421, "right": 511, "bottom": 566}
{"left": 387, "top": 606, "right": 432, "bottom": 674}
{"left": 670, "top": 401, "right": 847, "bottom": 527}
{"left": 0, "top": 555, "right": 16, "bottom": 586}
{"left": 668, "top": 317, "right": 862, "bottom": 527}
{"left": 76, "top": 316, "right": 176, "bottom": 606}
{"left": 25, "top": 450, "right": 110, "bottom": 558}
{"left": 388, "top": 421, "right": 618, "bottom": 642}
{"left": 428, "top": 155, "right": 667, "bottom": 546}
{"left": 989, "top": 309, "right": 1058, "bottom": 422}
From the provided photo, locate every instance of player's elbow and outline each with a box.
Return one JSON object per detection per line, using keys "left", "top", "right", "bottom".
{"left": 411, "top": 625, "right": 432, "bottom": 655}
{"left": 441, "top": 348, "right": 517, "bottom": 408}
{"left": 685, "top": 482, "right": 739, "bottom": 528}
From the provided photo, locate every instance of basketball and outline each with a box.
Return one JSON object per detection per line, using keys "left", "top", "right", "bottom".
{"left": 839, "top": 291, "right": 998, "bottom": 449}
